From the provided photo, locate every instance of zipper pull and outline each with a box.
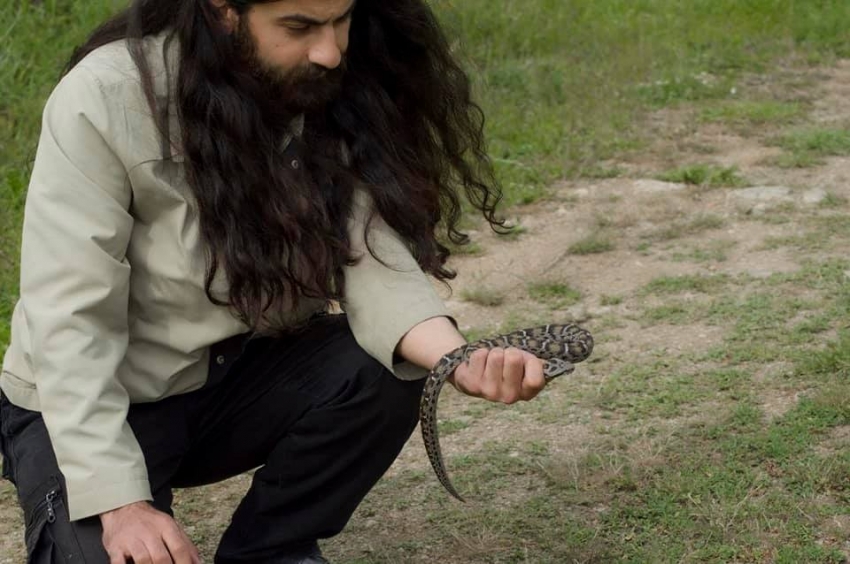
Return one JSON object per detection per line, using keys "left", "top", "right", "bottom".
{"left": 45, "top": 490, "right": 57, "bottom": 524}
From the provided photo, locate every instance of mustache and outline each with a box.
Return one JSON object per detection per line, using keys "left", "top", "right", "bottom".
{"left": 286, "top": 60, "right": 347, "bottom": 86}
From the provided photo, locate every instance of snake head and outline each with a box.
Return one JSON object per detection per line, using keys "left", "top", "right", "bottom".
{"left": 543, "top": 358, "right": 575, "bottom": 380}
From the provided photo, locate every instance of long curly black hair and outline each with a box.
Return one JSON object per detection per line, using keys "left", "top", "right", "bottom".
{"left": 67, "top": 0, "right": 504, "bottom": 328}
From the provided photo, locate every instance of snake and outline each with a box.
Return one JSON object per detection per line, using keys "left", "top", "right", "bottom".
{"left": 419, "top": 323, "right": 594, "bottom": 501}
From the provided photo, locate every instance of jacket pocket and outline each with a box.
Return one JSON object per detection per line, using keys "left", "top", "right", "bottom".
{"left": 24, "top": 477, "right": 80, "bottom": 564}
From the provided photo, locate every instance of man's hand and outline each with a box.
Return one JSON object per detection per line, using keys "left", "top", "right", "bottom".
{"left": 450, "top": 347, "right": 546, "bottom": 404}
{"left": 100, "top": 501, "right": 201, "bottom": 564}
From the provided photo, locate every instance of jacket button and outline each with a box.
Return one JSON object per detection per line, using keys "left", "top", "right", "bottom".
{"left": 216, "top": 355, "right": 226, "bottom": 365}
{"left": 291, "top": 159, "right": 300, "bottom": 169}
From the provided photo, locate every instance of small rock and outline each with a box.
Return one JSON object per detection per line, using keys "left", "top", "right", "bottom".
{"left": 749, "top": 202, "right": 770, "bottom": 216}
{"left": 632, "top": 179, "right": 688, "bottom": 194}
{"left": 748, "top": 269, "right": 775, "bottom": 279}
{"left": 728, "top": 186, "right": 793, "bottom": 201}
{"left": 574, "top": 188, "right": 591, "bottom": 197}
{"left": 588, "top": 306, "right": 613, "bottom": 317}
{"left": 802, "top": 188, "right": 829, "bottom": 205}
{"left": 728, "top": 186, "right": 794, "bottom": 215}
{"left": 566, "top": 304, "right": 591, "bottom": 322}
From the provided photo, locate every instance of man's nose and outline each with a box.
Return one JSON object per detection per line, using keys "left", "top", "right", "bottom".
{"left": 308, "top": 27, "right": 343, "bottom": 70}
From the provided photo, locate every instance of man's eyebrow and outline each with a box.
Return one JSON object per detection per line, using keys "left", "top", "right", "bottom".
{"left": 276, "top": 1, "right": 357, "bottom": 26}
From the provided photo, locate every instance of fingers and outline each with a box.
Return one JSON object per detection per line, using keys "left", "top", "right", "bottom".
{"left": 519, "top": 351, "right": 546, "bottom": 401}
{"left": 127, "top": 541, "right": 153, "bottom": 564}
{"left": 454, "top": 347, "right": 546, "bottom": 404}
{"left": 484, "top": 347, "right": 526, "bottom": 404}
{"left": 101, "top": 502, "right": 200, "bottom": 564}
{"left": 479, "top": 347, "right": 506, "bottom": 401}
{"left": 451, "top": 348, "right": 487, "bottom": 396}
{"left": 163, "top": 525, "right": 201, "bottom": 564}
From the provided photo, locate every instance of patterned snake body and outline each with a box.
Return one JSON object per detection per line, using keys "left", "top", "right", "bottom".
{"left": 419, "top": 324, "right": 594, "bottom": 501}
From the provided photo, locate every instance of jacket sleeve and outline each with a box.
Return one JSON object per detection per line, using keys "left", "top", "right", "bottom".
{"left": 20, "top": 67, "right": 152, "bottom": 520}
{"left": 342, "top": 190, "right": 454, "bottom": 381}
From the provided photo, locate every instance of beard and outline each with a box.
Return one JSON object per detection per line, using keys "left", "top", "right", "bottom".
{"left": 232, "top": 18, "right": 346, "bottom": 114}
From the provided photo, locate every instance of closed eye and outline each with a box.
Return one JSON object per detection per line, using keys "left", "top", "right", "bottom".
{"left": 283, "top": 23, "right": 311, "bottom": 33}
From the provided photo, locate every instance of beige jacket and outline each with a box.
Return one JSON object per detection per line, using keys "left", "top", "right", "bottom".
{"left": 1, "top": 33, "right": 449, "bottom": 520}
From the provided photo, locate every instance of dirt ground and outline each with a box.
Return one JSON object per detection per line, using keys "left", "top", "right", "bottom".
{"left": 2, "top": 61, "right": 850, "bottom": 562}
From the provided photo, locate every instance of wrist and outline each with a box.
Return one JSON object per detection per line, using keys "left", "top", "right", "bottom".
{"left": 397, "top": 316, "right": 466, "bottom": 370}
{"left": 99, "top": 500, "right": 150, "bottom": 524}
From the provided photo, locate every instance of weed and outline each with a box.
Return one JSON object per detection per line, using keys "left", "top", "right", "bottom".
{"left": 500, "top": 223, "right": 528, "bottom": 241}
{"left": 671, "top": 240, "right": 734, "bottom": 263}
{"left": 656, "top": 164, "right": 748, "bottom": 187}
{"left": 819, "top": 192, "right": 848, "bottom": 208}
{"left": 600, "top": 294, "right": 623, "bottom": 306}
{"left": 460, "top": 287, "right": 505, "bottom": 307}
{"left": 700, "top": 100, "right": 804, "bottom": 127}
{"left": 771, "top": 127, "right": 850, "bottom": 167}
{"left": 527, "top": 282, "right": 582, "bottom": 308}
{"left": 641, "top": 274, "right": 731, "bottom": 295}
{"left": 447, "top": 240, "right": 484, "bottom": 256}
{"left": 568, "top": 233, "right": 615, "bottom": 255}
{"left": 645, "top": 213, "right": 726, "bottom": 242}
{"left": 438, "top": 419, "right": 471, "bottom": 436}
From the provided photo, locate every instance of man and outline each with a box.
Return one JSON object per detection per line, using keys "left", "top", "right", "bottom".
{"left": 0, "top": 1, "right": 549, "bottom": 562}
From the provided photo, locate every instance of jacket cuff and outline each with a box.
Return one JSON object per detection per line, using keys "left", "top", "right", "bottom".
{"left": 66, "top": 477, "right": 152, "bottom": 521}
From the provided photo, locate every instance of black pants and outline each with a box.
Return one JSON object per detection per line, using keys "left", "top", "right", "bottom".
{"left": 0, "top": 315, "right": 425, "bottom": 563}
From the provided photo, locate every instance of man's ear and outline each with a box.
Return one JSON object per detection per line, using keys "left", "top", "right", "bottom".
{"left": 209, "top": 0, "right": 239, "bottom": 32}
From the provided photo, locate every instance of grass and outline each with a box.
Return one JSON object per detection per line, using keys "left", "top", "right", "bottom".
{"left": 527, "top": 282, "right": 581, "bottom": 308}
{"left": 641, "top": 273, "right": 731, "bottom": 296}
{"left": 656, "top": 164, "right": 748, "bottom": 187}
{"left": 772, "top": 127, "right": 850, "bottom": 167}
{"left": 450, "top": 0, "right": 850, "bottom": 193}
{"left": 642, "top": 213, "right": 726, "bottom": 243}
{"left": 5, "top": 2, "right": 850, "bottom": 563}
{"left": 600, "top": 294, "right": 623, "bottom": 306}
{"left": 760, "top": 214, "right": 850, "bottom": 253}
{"left": 700, "top": 99, "right": 805, "bottom": 128}
{"left": 568, "top": 233, "right": 615, "bottom": 255}
{"left": 819, "top": 192, "right": 848, "bottom": 208}
{"left": 460, "top": 287, "right": 505, "bottom": 307}
{"left": 670, "top": 240, "right": 735, "bottom": 263}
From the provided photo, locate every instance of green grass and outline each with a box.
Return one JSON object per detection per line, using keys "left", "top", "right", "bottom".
{"left": 641, "top": 273, "right": 731, "bottom": 295}
{"left": 656, "top": 164, "right": 748, "bottom": 187}
{"left": 700, "top": 99, "right": 805, "bottom": 128}
{"left": 760, "top": 214, "right": 850, "bottom": 252}
{"left": 600, "top": 294, "right": 623, "bottom": 306}
{"left": 643, "top": 213, "right": 726, "bottom": 242}
{"left": 527, "top": 282, "right": 581, "bottom": 308}
{"left": 460, "top": 287, "right": 505, "bottom": 307}
{"left": 444, "top": 0, "right": 850, "bottom": 192}
{"left": 670, "top": 240, "right": 735, "bottom": 263}
{"left": 568, "top": 233, "right": 615, "bottom": 255}
{"left": 325, "top": 380, "right": 850, "bottom": 562}
{"left": 772, "top": 127, "right": 850, "bottom": 167}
